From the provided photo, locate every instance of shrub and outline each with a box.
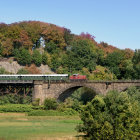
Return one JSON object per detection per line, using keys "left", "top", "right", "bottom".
{"left": 0, "top": 94, "right": 32, "bottom": 105}
{"left": 0, "top": 104, "right": 33, "bottom": 112}
{"left": 31, "top": 105, "right": 44, "bottom": 110}
{"left": 28, "top": 110, "right": 62, "bottom": 116}
{"left": 27, "top": 109, "right": 78, "bottom": 116}
{"left": 32, "top": 98, "right": 40, "bottom": 106}
{"left": 0, "top": 67, "right": 6, "bottom": 74}
{"left": 25, "top": 64, "right": 40, "bottom": 74}
{"left": 0, "top": 67, "right": 9, "bottom": 74}
{"left": 44, "top": 98, "right": 58, "bottom": 110}
{"left": 57, "top": 103, "right": 66, "bottom": 111}
{"left": 0, "top": 94, "right": 20, "bottom": 104}
{"left": 71, "top": 100, "right": 82, "bottom": 112}
{"left": 22, "top": 96, "right": 32, "bottom": 104}
{"left": 57, "top": 99, "right": 82, "bottom": 113}
{"left": 63, "top": 98, "right": 74, "bottom": 108}
{"left": 63, "top": 108, "right": 78, "bottom": 116}
{"left": 17, "top": 68, "right": 29, "bottom": 74}
{"left": 0, "top": 99, "right": 5, "bottom": 105}
{"left": 28, "top": 110, "right": 49, "bottom": 116}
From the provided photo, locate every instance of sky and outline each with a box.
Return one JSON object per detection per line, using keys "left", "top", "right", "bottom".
{"left": 0, "top": 0, "right": 140, "bottom": 50}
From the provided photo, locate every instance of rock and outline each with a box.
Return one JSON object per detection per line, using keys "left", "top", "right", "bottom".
{"left": 38, "top": 64, "right": 55, "bottom": 74}
{"left": 0, "top": 58, "right": 23, "bottom": 74}
{"left": 0, "top": 57, "right": 55, "bottom": 74}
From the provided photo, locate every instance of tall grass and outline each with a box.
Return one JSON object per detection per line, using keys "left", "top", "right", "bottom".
{"left": 0, "top": 113, "right": 81, "bottom": 140}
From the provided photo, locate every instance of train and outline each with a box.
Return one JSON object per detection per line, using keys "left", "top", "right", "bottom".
{"left": 69, "top": 74, "right": 86, "bottom": 81}
{"left": 0, "top": 74, "right": 86, "bottom": 81}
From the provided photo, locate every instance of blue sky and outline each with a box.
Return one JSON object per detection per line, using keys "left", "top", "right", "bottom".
{"left": 0, "top": 0, "right": 140, "bottom": 50}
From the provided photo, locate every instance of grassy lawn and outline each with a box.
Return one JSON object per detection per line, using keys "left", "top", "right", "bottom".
{"left": 0, "top": 113, "right": 82, "bottom": 140}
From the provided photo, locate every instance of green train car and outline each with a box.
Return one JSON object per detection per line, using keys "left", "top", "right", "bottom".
{"left": 0, "top": 74, "right": 68, "bottom": 81}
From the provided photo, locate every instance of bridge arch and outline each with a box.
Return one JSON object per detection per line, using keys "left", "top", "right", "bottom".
{"left": 56, "top": 83, "right": 100, "bottom": 102}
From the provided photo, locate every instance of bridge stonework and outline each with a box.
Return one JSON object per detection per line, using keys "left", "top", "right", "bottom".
{"left": 33, "top": 81, "right": 140, "bottom": 104}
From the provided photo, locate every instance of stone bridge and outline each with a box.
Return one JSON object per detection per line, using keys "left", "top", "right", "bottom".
{"left": 33, "top": 80, "right": 140, "bottom": 104}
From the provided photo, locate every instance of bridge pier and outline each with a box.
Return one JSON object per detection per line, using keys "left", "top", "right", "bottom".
{"left": 33, "top": 81, "right": 45, "bottom": 104}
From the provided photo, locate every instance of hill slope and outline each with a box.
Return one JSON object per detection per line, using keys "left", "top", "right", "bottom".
{"left": 0, "top": 21, "right": 139, "bottom": 79}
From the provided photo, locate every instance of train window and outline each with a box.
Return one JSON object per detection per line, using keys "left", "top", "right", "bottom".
{"left": 73, "top": 74, "right": 79, "bottom": 76}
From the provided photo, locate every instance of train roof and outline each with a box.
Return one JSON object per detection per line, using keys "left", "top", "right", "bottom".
{"left": 0, "top": 74, "right": 68, "bottom": 77}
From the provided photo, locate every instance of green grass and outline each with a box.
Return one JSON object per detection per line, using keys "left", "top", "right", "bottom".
{"left": 27, "top": 109, "right": 78, "bottom": 116}
{"left": 0, "top": 113, "right": 82, "bottom": 140}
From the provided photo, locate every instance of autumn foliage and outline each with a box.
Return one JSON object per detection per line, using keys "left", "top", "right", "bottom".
{"left": 0, "top": 21, "right": 139, "bottom": 79}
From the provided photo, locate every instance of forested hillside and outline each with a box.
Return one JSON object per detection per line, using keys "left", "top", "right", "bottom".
{"left": 0, "top": 21, "right": 139, "bottom": 79}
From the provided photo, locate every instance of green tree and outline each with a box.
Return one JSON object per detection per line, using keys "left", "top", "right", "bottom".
{"left": 50, "top": 54, "right": 61, "bottom": 71}
{"left": 56, "top": 66, "right": 66, "bottom": 74}
{"left": 120, "top": 59, "right": 134, "bottom": 79}
{"left": 45, "top": 41, "right": 57, "bottom": 54}
{"left": 64, "top": 39, "right": 97, "bottom": 72}
{"left": 14, "top": 48, "right": 32, "bottom": 65}
{"left": 77, "top": 91, "right": 140, "bottom": 139}
{"left": 91, "top": 65, "right": 115, "bottom": 80}
{"left": 32, "top": 50, "right": 42, "bottom": 66}
{"left": 13, "top": 48, "right": 21, "bottom": 60}
{"left": 132, "top": 49, "right": 140, "bottom": 79}
{"left": 105, "top": 51, "right": 124, "bottom": 78}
